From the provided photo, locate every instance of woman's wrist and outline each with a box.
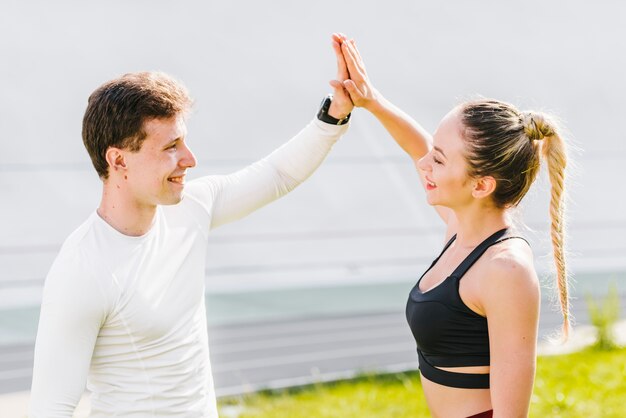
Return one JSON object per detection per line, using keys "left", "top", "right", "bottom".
{"left": 363, "top": 89, "right": 385, "bottom": 115}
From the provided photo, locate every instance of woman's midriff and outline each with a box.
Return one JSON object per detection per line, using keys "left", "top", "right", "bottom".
{"left": 436, "top": 365, "right": 490, "bottom": 374}
{"left": 420, "top": 372, "right": 492, "bottom": 418}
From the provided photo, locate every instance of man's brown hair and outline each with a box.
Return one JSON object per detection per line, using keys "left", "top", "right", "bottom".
{"left": 82, "top": 71, "right": 193, "bottom": 179}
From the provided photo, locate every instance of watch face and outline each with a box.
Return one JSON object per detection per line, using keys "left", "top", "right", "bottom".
{"left": 323, "top": 96, "right": 332, "bottom": 111}
{"left": 320, "top": 96, "right": 329, "bottom": 109}
{"left": 317, "top": 94, "right": 349, "bottom": 125}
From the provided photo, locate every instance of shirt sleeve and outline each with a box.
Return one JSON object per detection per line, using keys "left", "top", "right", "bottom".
{"left": 184, "top": 118, "right": 348, "bottom": 229}
{"left": 29, "top": 247, "right": 108, "bottom": 418}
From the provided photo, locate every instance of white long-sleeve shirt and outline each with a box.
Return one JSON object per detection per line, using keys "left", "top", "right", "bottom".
{"left": 29, "top": 119, "right": 348, "bottom": 417}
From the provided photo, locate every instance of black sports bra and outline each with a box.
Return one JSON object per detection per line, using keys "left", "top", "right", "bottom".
{"left": 405, "top": 228, "right": 528, "bottom": 389}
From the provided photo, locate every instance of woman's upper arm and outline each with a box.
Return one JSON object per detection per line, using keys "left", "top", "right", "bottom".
{"left": 482, "top": 252, "right": 540, "bottom": 417}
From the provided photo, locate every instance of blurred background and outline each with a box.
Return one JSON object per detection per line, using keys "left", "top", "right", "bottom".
{"left": 1, "top": 0, "right": 625, "bottom": 408}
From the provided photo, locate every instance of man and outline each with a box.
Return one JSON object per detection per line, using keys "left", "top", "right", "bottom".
{"left": 30, "top": 41, "right": 352, "bottom": 417}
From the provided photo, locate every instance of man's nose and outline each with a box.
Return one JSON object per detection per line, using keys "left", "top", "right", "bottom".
{"left": 180, "top": 144, "right": 197, "bottom": 168}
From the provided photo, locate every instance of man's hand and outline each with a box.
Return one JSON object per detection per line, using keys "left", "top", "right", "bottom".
{"left": 333, "top": 33, "right": 379, "bottom": 111}
{"left": 328, "top": 33, "right": 354, "bottom": 120}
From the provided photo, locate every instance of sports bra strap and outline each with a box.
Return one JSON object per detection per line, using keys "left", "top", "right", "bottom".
{"left": 449, "top": 228, "right": 510, "bottom": 279}
{"left": 430, "top": 234, "right": 457, "bottom": 265}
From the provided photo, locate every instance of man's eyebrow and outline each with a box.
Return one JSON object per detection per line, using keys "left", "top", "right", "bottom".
{"left": 167, "top": 131, "right": 186, "bottom": 143}
{"left": 163, "top": 137, "right": 181, "bottom": 148}
{"left": 433, "top": 146, "right": 446, "bottom": 158}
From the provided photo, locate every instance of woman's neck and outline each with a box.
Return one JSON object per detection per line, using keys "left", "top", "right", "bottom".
{"left": 451, "top": 203, "right": 510, "bottom": 248}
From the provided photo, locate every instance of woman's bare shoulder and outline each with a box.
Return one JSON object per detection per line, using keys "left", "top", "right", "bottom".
{"left": 481, "top": 239, "right": 539, "bottom": 300}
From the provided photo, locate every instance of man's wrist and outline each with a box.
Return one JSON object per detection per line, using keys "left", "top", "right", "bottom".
{"left": 317, "top": 95, "right": 350, "bottom": 125}
{"left": 328, "top": 101, "right": 350, "bottom": 121}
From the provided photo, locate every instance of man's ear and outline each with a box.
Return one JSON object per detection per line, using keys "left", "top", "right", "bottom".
{"left": 472, "top": 176, "right": 497, "bottom": 199}
{"left": 105, "top": 147, "right": 127, "bottom": 174}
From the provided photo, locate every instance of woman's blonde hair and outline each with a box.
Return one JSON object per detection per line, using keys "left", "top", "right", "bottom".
{"left": 460, "top": 99, "right": 570, "bottom": 337}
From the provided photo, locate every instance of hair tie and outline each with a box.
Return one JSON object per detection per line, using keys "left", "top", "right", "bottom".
{"left": 521, "top": 112, "right": 549, "bottom": 141}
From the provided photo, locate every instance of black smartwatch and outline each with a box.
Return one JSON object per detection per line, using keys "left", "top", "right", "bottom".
{"left": 316, "top": 94, "right": 351, "bottom": 126}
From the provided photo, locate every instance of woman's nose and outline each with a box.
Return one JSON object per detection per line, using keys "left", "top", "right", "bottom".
{"left": 417, "top": 155, "right": 430, "bottom": 172}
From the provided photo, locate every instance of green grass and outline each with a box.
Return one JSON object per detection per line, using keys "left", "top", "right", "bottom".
{"left": 532, "top": 347, "right": 626, "bottom": 417}
{"left": 218, "top": 347, "right": 626, "bottom": 418}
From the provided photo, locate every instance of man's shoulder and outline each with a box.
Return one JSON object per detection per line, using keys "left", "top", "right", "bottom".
{"left": 57, "top": 213, "right": 99, "bottom": 257}
{"left": 45, "top": 213, "right": 116, "bottom": 304}
{"left": 48, "top": 213, "right": 104, "bottom": 281}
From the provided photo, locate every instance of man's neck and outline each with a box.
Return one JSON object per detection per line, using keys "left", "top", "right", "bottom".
{"left": 98, "top": 183, "right": 157, "bottom": 237}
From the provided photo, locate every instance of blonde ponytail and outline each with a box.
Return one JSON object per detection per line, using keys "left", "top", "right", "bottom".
{"left": 524, "top": 112, "right": 570, "bottom": 338}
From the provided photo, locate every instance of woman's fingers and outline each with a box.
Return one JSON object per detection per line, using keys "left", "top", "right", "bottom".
{"left": 341, "top": 42, "right": 366, "bottom": 81}
{"left": 345, "top": 39, "right": 368, "bottom": 78}
{"left": 343, "top": 79, "right": 359, "bottom": 95}
{"left": 343, "top": 79, "right": 366, "bottom": 106}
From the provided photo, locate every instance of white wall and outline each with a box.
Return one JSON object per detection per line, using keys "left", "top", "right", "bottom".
{"left": 1, "top": 0, "right": 625, "bottom": 308}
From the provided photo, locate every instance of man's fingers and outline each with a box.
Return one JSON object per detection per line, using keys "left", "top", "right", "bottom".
{"left": 330, "top": 81, "right": 353, "bottom": 105}
{"left": 329, "top": 79, "right": 343, "bottom": 90}
{"left": 332, "top": 41, "right": 349, "bottom": 80}
{"left": 332, "top": 32, "right": 348, "bottom": 43}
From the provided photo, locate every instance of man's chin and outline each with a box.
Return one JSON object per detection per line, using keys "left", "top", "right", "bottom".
{"left": 160, "top": 193, "right": 185, "bottom": 206}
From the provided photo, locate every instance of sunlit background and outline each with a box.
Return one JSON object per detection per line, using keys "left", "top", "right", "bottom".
{"left": 1, "top": 0, "right": 625, "bottom": 413}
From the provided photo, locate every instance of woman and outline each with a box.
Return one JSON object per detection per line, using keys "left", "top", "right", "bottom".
{"left": 330, "top": 34, "right": 569, "bottom": 417}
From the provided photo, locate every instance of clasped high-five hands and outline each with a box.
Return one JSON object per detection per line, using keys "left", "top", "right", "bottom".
{"left": 327, "top": 32, "right": 380, "bottom": 120}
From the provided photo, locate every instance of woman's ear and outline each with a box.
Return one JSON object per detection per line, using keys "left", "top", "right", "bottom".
{"left": 472, "top": 176, "right": 497, "bottom": 200}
